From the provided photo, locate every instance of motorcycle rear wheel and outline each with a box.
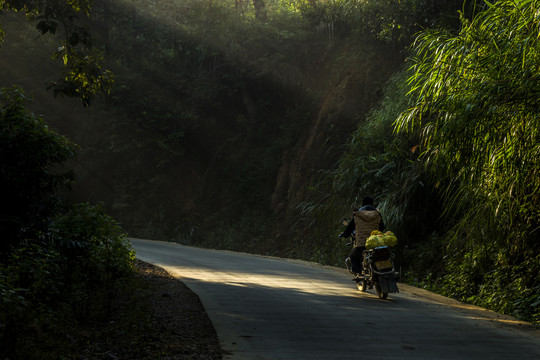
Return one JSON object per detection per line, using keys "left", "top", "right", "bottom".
{"left": 375, "top": 282, "right": 388, "bottom": 299}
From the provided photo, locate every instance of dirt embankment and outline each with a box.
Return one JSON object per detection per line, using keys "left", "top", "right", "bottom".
{"left": 71, "top": 260, "right": 223, "bottom": 360}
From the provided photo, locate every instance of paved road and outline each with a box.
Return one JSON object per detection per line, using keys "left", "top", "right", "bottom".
{"left": 130, "top": 238, "right": 540, "bottom": 360}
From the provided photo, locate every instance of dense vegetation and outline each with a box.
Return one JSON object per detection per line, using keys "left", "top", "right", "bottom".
{"left": 0, "top": 3, "right": 135, "bottom": 356}
{"left": 1, "top": 3, "right": 538, "bottom": 353}
{"left": 303, "top": 0, "right": 539, "bottom": 323}
{"left": 396, "top": 0, "right": 539, "bottom": 322}
{"left": 0, "top": 87, "right": 135, "bottom": 357}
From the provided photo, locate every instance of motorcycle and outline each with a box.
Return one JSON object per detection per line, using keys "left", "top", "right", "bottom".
{"left": 343, "top": 230, "right": 399, "bottom": 299}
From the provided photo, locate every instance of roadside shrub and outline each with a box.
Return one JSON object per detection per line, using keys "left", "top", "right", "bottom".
{"left": 0, "top": 87, "right": 77, "bottom": 256}
{"left": 417, "top": 242, "right": 540, "bottom": 325}
{"left": 0, "top": 86, "right": 136, "bottom": 357}
{"left": 50, "top": 203, "right": 135, "bottom": 279}
{"left": 48, "top": 202, "right": 135, "bottom": 319}
{"left": 0, "top": 242, "right": 63, "bottom": 358}
{"left": 0, "top": 263, "right": 28, "bottom": 356}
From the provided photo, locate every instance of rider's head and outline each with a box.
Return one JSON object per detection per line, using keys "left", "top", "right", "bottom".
{"left": 361, "top": 196, "right": 374, "bottom": 206}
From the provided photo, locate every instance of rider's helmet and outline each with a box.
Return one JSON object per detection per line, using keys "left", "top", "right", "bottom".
{"left": 361, "top": 196, "right": 374, "bottom": 206}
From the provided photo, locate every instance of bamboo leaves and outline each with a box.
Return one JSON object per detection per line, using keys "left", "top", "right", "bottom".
{"left": 396, "top": 0, "right": 540, "bottom": 254}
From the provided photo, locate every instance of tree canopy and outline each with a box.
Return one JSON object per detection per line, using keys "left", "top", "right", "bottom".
{"left": 1, "top": 0, "right": 113, "bottom": 105}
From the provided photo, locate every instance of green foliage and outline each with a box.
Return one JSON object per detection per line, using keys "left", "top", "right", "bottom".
{"left": 276, "top": 0, "right": 471, "bottom": 265}
{"left": 0, "top": 87, "right": 135, "bottom": 357}
{"left": 0, "top": 223, "right": 134, "bottom": 358}
{"left": 4, "top": 244, "right": 63, "bottom": 304}
{"left": 294, "top": 69, "right": 445, "bottom": 267}
{"left": 0, "top": 86, "right": 77, "bottom": 254}
{"left": 300, "top": 0, "right": 468, "bottom": 46}
{"left": 4, "top": 0, "right": 538, "bottom": 337}
{"left": 397, "top": 0, "right": 540, "bottom": 257}
{"left": 49, "top": 48, "right": 114, "bottom": 106}
{"left": 413, "top": 243, "right": 540, "bottom": 324}
{"left": 1, "top": 0, "right": 113, "bottom": 105}
{"left": 1, "top": 0, "right": 468, "bottom": 251}
{"left": 63, "top": 0, "right": 325, "bottom": 242}
{"left": 395, "top": 0, "right": 540, "bottom": 324}
{"left": 47, "top": 203, "right": 135, "bottom": 322}
{"left": 50, "top": 203, "right": 135, "bottom": 280}
{"left": 291, "top": 0, "right": 539, "bottom": 325}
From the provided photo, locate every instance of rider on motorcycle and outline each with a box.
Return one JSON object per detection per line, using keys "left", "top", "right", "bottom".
{"left": 339, "top": 196, "right": 385, "bottom": 273}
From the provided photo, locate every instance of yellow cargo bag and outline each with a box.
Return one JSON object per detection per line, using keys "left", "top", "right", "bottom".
{"left": 366, "top": 234, "right": 383, "bottom": 249}
{"left": 366, "top": 231, "right": 397, "bottom": 249}
{"left": 383, "top": 231, "right": 398, "bottom": 247}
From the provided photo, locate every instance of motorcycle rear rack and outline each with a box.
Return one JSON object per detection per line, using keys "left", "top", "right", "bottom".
{"left": 372, "top": 267, "right": 396, "bottom": 276}
{"left": 357, "top": 269, "right": 399, "bottom": 278}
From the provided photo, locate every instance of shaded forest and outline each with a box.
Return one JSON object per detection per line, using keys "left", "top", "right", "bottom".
{"left": 1, "top": 0, "right": 538, "bottom": 338}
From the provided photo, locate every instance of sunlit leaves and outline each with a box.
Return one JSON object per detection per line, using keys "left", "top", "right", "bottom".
{"left": 1, "top": 0, "right": 112, "bottom": 105}
{"left": 3, "top": 0, "right": 92, "bottom": 14}
{"left": 50, "top": 47, "right": 113, "bottom": 106}
{"left": 396, "top": 0, "right": 540, "bottom": 252}
{"left": 394, "top": 2, "right": 540, "bottom": 323}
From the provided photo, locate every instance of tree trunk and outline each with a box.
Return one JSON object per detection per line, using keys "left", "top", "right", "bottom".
{"left": 253, "top": 0, "right": 267, "bottom": 21}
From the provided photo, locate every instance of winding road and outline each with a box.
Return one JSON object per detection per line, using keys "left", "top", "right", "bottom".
{"left": 130, "top": 238, "right": 540, "bottom": 360}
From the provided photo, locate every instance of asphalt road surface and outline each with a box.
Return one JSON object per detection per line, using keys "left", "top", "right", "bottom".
{"left": 130, "top": 238, "right": 540, "bottom": 360}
